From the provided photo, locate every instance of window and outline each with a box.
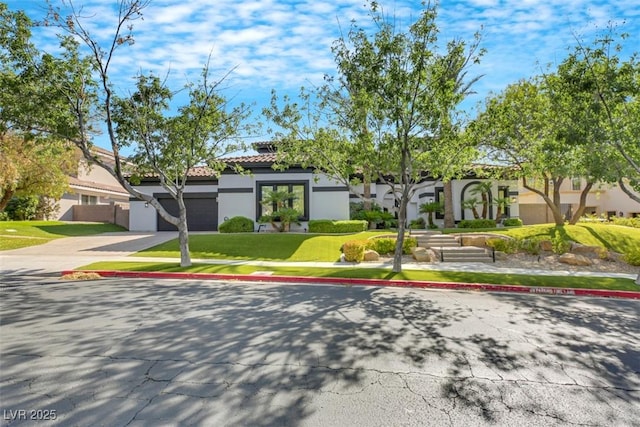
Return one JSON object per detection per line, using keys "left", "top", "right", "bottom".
{"left": 81, "top": 195, "right": 98, "bottom": 205}
{"left": 434, "top": 187, "right": 444, "bottom": 219}
{"left": 257, "top": 181, "right": 309, "bottom": 220}
{"left": 571, "top": 178, "right": 581, "bottom": 191}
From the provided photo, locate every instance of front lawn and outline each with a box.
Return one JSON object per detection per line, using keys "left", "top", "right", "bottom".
{"left": 133, "top": 231, "right": 388, "bottom": 262}
{"left": 0, "top": 221, "right": 126, "bottom": 250}
{"left": 479, "top": 223, "right": 640, "bottom": 255}
{"left": 79, "top": 261, "right": 639, "bottom": 291}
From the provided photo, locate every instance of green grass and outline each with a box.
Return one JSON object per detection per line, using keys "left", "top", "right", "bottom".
{"left": 477, "top": 223, "right": 640, "bottom": 254}
{"left": 0, "top": 221, "right": 127, "bottom": 250}
{"left": 79, "top": 261, "right": 639, "bottom": 291}
{"left": 133, "top": 231, "right": 388, "bottom": 261}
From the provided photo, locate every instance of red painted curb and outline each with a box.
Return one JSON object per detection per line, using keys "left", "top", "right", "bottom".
{"left": 61, "top": 270, "right": 640, "bottom": 300}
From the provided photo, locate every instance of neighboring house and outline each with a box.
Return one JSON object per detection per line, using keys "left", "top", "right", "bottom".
{"left": 56, "top": 147, "right": 130, "bottom": 227}
{"left": 518, "top": 178, "right": 640, "bottom": 224}
{"left": 129, "top": 143, "right": 520, "bottom": 231}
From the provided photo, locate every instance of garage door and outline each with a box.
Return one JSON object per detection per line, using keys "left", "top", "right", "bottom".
{"left": 156, "top": 194, "right": 218, "bottom": 231}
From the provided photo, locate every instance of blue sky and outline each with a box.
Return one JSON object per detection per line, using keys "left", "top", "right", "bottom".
{"left": 6, "top": 0, "right": 640, "bottom": 154}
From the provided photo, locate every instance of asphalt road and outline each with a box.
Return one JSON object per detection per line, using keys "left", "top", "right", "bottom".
{"left": 1, "top": 278, "right": 639, "bottom": 426}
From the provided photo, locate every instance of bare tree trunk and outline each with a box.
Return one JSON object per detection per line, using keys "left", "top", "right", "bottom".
{"left": 393, "top": 196, "right": 407, "bottom": 273}
{"left": 0, "top": 189, "right": 14, "bottom": 212}
{"left": 363, "top": 176, "right": 372, "bottom": 211}
{"left": 569, "top": 182, "right": 594, "bottom": 224}
{"left": 481, "top": 193, "right": 488, "bottom": 219}
{"left": 177, "top": 196, "right": 191, "bottom": 267}
{"left": 444, "top": 180, "right": 454, "bottom": 228}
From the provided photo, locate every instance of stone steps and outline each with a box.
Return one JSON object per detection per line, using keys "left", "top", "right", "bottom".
{"left": 433, "top": 246, "right": 494, "bottom": 263}
{"left": 417, "top": 234, "right": 460, "bottom": 249}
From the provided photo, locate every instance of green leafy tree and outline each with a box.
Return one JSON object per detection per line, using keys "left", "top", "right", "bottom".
{"left": 493, "top": 196, "right": 511, "bottom": 220}
{"left": 0, "top": 133, "right": 74, "bottom": 211}
{"left": 265, "top": 2, "right": 483, "bottom": 272}
{"left": 553, "top": 27, "right": 640, "bottom": 203}
{"left": 258, "top": 190, "right": 301, "bottom": 232}
{"left": 1, "top": 1, "right": 251, "bottom": 266}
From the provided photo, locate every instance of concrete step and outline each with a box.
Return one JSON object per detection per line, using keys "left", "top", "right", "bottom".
{"left": 433, "top": 246, "right": 494, "bottom": 263}
{"left": 418, "top": 234, "right": 460, "bottom": 248}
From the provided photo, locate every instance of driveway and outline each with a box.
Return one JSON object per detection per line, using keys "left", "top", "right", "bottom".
{"left": 1, "top": 279, "right": 639, "bottom": 426}
{"left": 0, "top": 232, "right": 178, "bottom": 277}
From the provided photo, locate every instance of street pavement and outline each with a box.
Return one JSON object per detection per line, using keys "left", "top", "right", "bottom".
{"left": 1, "top": 278, "right": 639, "bottom": 426}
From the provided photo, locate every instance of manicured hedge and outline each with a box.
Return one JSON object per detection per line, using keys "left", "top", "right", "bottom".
{"left": 502, "top": 218, "right": 523, "bottom": 227}
{"left": 219, "top": 216, "right": 255, "bottom": 233}
{"left": 458, "top": 219, "right": 497, "bottom": 229}
{"left": 308, "top": 219, "right": 368, "bottom": 233}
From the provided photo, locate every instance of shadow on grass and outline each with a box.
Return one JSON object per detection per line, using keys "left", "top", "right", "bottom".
{"left": 35, "top": 223, "right": 126, "bottom": 237}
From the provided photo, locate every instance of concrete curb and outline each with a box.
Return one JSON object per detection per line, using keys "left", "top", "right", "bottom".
{"left": 62, "top": 270, "right": 640, "bottom": 300}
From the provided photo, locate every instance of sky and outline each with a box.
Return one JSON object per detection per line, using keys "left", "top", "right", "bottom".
{"left": 5, "top": 0, "right": 640, "bottom": 154}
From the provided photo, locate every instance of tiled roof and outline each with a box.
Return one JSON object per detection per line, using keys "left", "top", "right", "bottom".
{"left": 223, "top": 153, "right": 278, "bottom": 164}
{"left": 68, "top": 176, "right": 130, "bottom": 196}
{"left": 185, "top": 166, "right": 217, "bottom": 177}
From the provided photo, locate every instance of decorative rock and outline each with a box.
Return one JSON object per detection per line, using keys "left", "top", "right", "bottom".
{"left": 539, "top": 240, "right": 553, "bottom": 252}
{"left": 571, "top": 243, "right": 604, "bottom": 255}
{"left": 412, "top": 247, "right": 432, "bottom": 262}
{"left": 461, "top": 235, "right": 487, "bottom": 247}
{"left": 363, "top": 250, "right": 380, "bottom": 262}
{"left": 558, "top": 253, "right": 593, "bottom": 266}
{"left": 494, "top": 251, "right": 509, "bottom": 261}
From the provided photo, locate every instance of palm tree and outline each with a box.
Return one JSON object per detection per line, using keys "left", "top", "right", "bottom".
{"left": 493, "top": 196, "right": 511, "bottom": 221}
{"left": 470, "top": 182, "right": 492, "bottom": 219}
{"left": 462, "top": 198, "right": 481, "bottom": 220}
{"left": 419, "top": 201, "right": 443, "bottom": 229}
{"left": 260, "top": 190, "right": 299, "bottom": 232}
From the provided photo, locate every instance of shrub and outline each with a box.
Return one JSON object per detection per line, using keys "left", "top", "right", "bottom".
{"left": 342, "top": 240, "right": 367, "bottom": 262}
{"left": 611, "top": 217, "right": 640, "bottom": 228}
{"left": 551, "top": 231, "right": 571, "bottom": 255}
{"left": 409, "top": 217, "right": 426, "bottom": 229}
{"left": 4, "top": 196, "right": 39, "bottom": 220}
{"left": 366, "top": 236, "right": 417, "bottom": 255}
{"left": 308, "top": 220, "right": 367, "bottom": 233}
{"left": 458, "top": 219, "right": 497, "bottom": 229}
{"left": 519, "top": 238, "right": 542, "bottom": 255}
{"left": 219, "top": 216, "right": 254, "bottom": 233}
{"left": 623, "top": 249, "right": 640, "bottom": 266}
{"left": 486, "top": 237, "right": 519, "bottom": 254}
{"left": 367, "top": 237, "right": 396, "bottom": 255}
{"left": 502, "top": 218, "right": 523, "bottom": 227}
{"left": 403, "top": 237, "right": 417, "bottom": 254}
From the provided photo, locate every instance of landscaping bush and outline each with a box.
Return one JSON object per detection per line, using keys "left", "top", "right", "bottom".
{"left": 486, "top": 237, "right": 519, "bottom": 254}
{"left": 458, "top": 219, "right": 497, "bottom": 229}
{"left": 367, "top": 237, "right": 396, "bottom": 255}
{"left": 4, "top": 196, "right": 39, "bottom": 221}
{"left": 366, "top": 236, "right": 417, "bottom": 255}
{"left": 611, "top": 217, "right": 640, "bottom": 228}
{"left": 219, "top": 216, "right": 254, "bottom": 233}
{"left": 403, "top": 237, "right": 417, "bottom": 254}
{"left": 551, "top": 231, "right": 571, "bottom": 255}
{"left": 519, "top": 238, "right": 542, "bottom": 255}
{"left": 308, "top": 219, "right": 367, "bottom": 233}
{"left": 502, "top": 218, "right": 523, "bottom": 227}
{"left": 409, "top": 217, "right": 426, "bottom": 229}
{"left": 623, "top": 249, "right": 640, "bottom": 266}
{"left": 342, "top": 240, "right": 367, "bottom": 262}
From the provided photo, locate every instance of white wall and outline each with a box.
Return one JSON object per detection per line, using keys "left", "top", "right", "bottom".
{"left": 218, "top": 193, "right": 255, "bottom": 225}
{"left": 311, "top": 191, "right": 350, "bottom": 220}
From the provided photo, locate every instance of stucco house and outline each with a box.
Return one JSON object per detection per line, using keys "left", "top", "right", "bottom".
{"left": 128, "top": 143, "right": 520, "bottom": 232}
{"left": 56, "top": 147, "right": 130, "bottom": 226}
{"left": 518, "top": 178, "right": 640, "bottom": 224}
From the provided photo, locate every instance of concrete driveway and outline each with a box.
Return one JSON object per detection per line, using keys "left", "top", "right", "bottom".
{"left": 0, "top": 232, "right": 178, "bottom": 277}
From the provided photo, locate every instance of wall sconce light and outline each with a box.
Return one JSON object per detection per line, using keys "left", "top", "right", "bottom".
{"left": 144, "top": 202, "right": 149, "bottom": 208}
{"left": 429, "top": 198, "right": 433, "bottom": 203}
{"left": 510, "top": 196, "right": 517, "bottom": 203}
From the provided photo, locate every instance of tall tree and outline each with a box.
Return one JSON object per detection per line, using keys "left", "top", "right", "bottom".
{"left": 0, "top": 133, "right": 74, "bottom": 211}
{"left": 1, "top": 1, "right": 250, "bottom": 266}
{"left": 554, "top": 28, "right": 640, "bottom": 203}
{"left": 265, "top": 2, "right": 482, "bottom": 272}
{"left": 469, "top": 78, "right": 615, "bottom": 226}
